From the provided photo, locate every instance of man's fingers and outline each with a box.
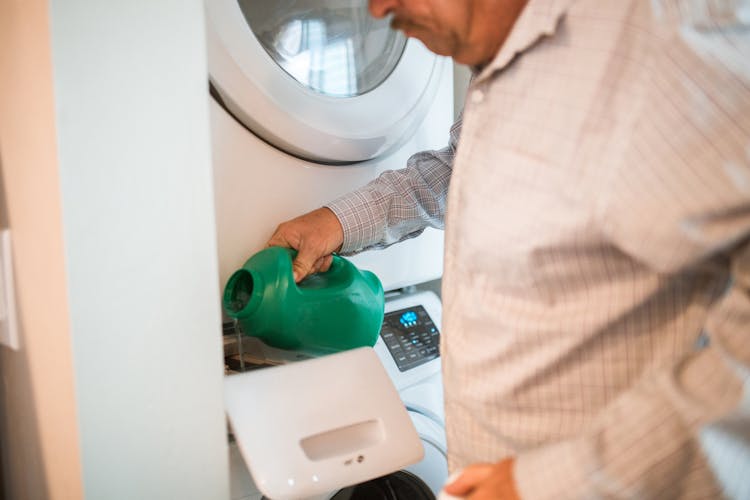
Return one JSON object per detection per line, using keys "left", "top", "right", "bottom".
{"left": 267, "top": 226, "right": 293, "bottom": 249}
{"left": 315, "top": 255, "right": 334, "bottom": 274}
{"left": 297, "top": 254, "right": 335, "bottom": 282}
{"left": 292, "top": 248, "right": 320, "bottom": 283}
{"left": 292, "top": 261, "right": 311, "bottom": 283}
{"left": 443, "top": 464, "right": 494, "bottom": 497}
{"left": 265, "top": 207, "right": 345, "bottom": 282}
{"left": 443, "top": 460, "right": 518, "bottom": 500}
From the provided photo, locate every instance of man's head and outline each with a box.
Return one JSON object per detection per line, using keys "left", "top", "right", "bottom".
{"left": 369, "top": 0, "right": 529, "bottom": 67}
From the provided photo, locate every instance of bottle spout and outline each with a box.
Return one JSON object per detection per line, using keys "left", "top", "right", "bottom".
{"left": 223, "top": 268, "right": 263, "bottom": 318}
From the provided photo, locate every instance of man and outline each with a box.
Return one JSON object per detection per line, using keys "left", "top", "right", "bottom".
{"left": 269, "top": 0, "right": 750, "bottom": 498}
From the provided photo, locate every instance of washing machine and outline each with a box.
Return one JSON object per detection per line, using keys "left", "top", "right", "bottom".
{"left": 227, "top": 291, "right": 447, "bottom": 499}
{"left": 373, "top": 291, "right": 447, "bottom": 496}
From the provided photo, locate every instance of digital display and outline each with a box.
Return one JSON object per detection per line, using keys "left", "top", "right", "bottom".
{"left": 399, "top": 311, "right": 418, "bottom": 328}
{"left": 380, "top": 305, "right": 440, "bottom": 372}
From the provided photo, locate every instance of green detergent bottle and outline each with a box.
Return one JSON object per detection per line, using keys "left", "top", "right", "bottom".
{"left": 223, "top": 246, "right": 384, "bottom": 353}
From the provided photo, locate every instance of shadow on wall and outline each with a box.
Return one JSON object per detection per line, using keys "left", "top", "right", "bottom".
{"left": 1, "top": 148, "right": 7, "bottom": 500}
{"left": 0, "top": 150, "right": 50, "bottom": 500}
{"left": 0, "top": 153, "right": 6, "bottom": 227}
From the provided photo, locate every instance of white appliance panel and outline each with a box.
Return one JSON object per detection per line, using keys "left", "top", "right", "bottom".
{"left": 225, "top": 347, "right": 424, "bottom": 500}
{"left": 210, "top": 56, "right": 452, "bottom": 292}
{"left": 226, "top": 292, "right": 448, "bottom": 499}
{"left": 374, "top": 292, "right": 443, "bottom": 388}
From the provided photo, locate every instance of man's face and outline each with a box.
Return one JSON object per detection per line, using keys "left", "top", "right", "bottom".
{"left": 369, "top": 0, "right": 527, "bottom": 67}
{"left": 369, "top": 0, "right": 471, "bottom": 61}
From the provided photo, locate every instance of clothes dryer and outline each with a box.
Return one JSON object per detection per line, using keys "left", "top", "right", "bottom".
{"left": 206, "top": 0, "right": 453, "bottom": 292}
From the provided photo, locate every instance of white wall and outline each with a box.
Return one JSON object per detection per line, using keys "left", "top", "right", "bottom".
{"left": 48, "top": 1, "right": 228, "bottom": 498}
{"left": 453, "top": 64, "right": 472, "bottom": 120}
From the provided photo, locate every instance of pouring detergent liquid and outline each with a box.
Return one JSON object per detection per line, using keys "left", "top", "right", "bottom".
{"left": 223, "top": 246, "right": 385, "bottom": 353}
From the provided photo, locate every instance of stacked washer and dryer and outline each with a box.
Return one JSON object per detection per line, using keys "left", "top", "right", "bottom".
{"left": 205, "top": 1, "right": 454, "bottom": 498}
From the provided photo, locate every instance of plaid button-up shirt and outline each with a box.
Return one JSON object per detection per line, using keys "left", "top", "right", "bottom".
{"left": 328, "top": 1, "right": 750, "bottom": 497}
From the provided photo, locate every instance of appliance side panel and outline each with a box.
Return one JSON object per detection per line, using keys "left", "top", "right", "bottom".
{"left": 212, "top": 59, "right": 454, "bottom": 292}
{"left": 48, "top": 1, "right": 229, "bottom": 499}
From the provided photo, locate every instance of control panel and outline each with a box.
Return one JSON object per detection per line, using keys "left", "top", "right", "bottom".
{"left": 380, "top": 305, "right": 440, "bottom": 372}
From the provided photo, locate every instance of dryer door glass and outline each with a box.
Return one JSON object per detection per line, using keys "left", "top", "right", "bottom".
{"left": 238, "top": 0, "right": 406, "bottom": 97}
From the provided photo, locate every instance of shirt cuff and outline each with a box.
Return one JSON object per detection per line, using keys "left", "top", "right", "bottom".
{"left": 325, "top": 190, "right": 384, "bottom": 255}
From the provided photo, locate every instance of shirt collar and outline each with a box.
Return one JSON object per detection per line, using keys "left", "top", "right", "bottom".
{"left": 473, "top": 0, "right": 575, "bottom": 84}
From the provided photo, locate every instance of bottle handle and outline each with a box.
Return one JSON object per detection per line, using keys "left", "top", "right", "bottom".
{"left": 321, "top": 253, "right": 346, "bottom": 277}
{"left": 284, "top": 248, "right": 346, "bottom": 282}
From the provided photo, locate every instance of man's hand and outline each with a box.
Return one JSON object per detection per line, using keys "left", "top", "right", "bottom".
{"left": 267, "top": 207, "right": 345, "bottom": 282}
{"left": 443, "top": 459, "right": 519, "bottom": 499}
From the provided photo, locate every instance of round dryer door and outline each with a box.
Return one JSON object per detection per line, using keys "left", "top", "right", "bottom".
{"left": 205, "top": 0, "right": 445, "bottom": 163}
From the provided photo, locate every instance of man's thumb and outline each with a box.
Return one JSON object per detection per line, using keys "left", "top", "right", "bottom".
{"left": 292, "top": 253, "right": 315, "bottom": 283}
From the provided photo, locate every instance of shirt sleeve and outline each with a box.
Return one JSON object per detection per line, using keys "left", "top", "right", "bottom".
{"left": 513, "top": 15, "right": 750, "bottom": 500}
{"left": 325, "top": 116, "right": 462, "bottom": 255}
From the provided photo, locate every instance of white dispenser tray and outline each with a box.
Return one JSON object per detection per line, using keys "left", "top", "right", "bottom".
{"left": 224, "top": 347, "right": 424, "bottom": 500}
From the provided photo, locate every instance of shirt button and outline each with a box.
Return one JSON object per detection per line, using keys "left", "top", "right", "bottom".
{"left": 471, "top": 89, "right": 484, "bottom": 104}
